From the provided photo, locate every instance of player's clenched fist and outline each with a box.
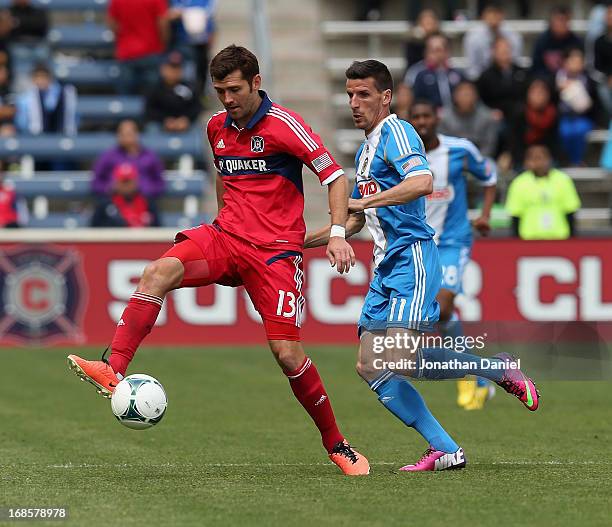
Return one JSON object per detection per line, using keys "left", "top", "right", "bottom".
{"left": 348, "top": 198, "right": 366, "bottom": 214}
{"left": 327, "top": 237, "right": 356, "bottom": 274}
{"left": 472, "top": 215, "right": 491, "bottom": 236}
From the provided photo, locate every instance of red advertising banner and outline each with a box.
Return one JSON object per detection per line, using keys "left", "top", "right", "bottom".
{"left": 1, "top": 237, "right": 612, "bottom": 346}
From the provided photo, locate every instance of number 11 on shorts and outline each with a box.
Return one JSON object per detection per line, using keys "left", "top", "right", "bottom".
{"left": 276, "top": 289, "right": 297, "bottom": 318}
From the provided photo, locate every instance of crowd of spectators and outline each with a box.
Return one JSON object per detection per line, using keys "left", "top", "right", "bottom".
{"left": 0, "top": 0, "right": 216, "bottom": 228}
{"left": 0, "top": 0, "right": 609, "bottom": 233}
{"left": 396, "top": 2, "right": 612, "bottom": 171}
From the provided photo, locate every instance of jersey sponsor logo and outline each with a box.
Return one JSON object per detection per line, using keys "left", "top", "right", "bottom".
{"left": 312, "top": 152, "right": 333, "bottom": 173}
{"left": 251, "top": 136, "right": 265, "bottom": 153}
{"left": 0, "top": 245, "right": 87, "bottom": 344}
{"left": 357, "top": 145, "right": 371, "bottom": 177}
{"left": 426, "top": 185, "right": 455, "bottom": 203}
{"left": 357, "top": 178, "right": 381, "bottom": 197}
{"left": 218, "top": 158, "right": 268, "bottom": 174}
{"left": 216, "top": 139, "right": 225, "bottom": 149}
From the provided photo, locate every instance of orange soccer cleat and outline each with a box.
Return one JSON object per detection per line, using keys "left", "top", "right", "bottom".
{"left": 67, "top": 354, "right": 121, "bottom": 398}
{"left": 329, "top": 441, "right": 370, "bottom": 476}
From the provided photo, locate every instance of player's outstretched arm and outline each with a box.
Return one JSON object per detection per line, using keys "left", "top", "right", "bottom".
{"left": 473, "top": 184, "right": 496, "bottom": 236}
{"left": 325, "top": 176, "right": 356, "bottom": 274}
{"left": 304, "top": 213, "right": 366, "bottom": 249}
{"left": 463, "top": 140, "right": 498, "bottom": 236}
{"left": 348, "top": 174, "right": 432, "bottom": 212}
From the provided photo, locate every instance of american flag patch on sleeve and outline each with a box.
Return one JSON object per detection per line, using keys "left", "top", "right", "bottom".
{"left": 401, "top": 156, "right": 424, "bottom": 173}
{"left": 312, "top": 152, "right": 333, "bottom": 173}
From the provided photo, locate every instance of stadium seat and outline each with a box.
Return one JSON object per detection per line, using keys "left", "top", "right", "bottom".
{"left": 7, "top": 170, "right": 207, "bottom": 228}
{"left": 0, "top": 132, "right": 204, "bottom": 161}
{"left": 0, "top": 0, "right": 107, "bottom": 10}
{"left": 53, "top": 60, "right": 121, "bottom": 88}
{"left": 161, "top": 212, "right": 210, "bottom": 228}
{"left": 7, "top": 171, "right": 207, "bottom": 199}
{"left": 48, "top": 24, "right": 114, "bottom": 49}
{"left": 24, "top": 211, "right": 208, "bottom": 229}
{"left": 77, "top": 96, "right": 144, "bottom": 123}
{"left": 26, "top": 213, "right": 91, "bottom": 229}
{"left": 320, "top": 19, "right": 589, "bottom": 39}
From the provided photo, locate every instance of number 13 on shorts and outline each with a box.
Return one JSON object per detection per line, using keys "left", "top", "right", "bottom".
{"left": 276, "top": 289, "right": 304, "bottom": 326}
{"left": 277, "top": 289, "right": 297, "bottom": 317}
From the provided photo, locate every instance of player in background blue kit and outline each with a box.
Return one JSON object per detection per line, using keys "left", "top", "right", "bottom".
{"left": 305, "top": 60, "right": 539, "bottom": 472}
{"left": 409, "top": 99, "right": 497, "bottom": 410}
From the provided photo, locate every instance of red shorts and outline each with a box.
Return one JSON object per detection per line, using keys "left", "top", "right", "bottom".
{"left": 163, "top": 224, "right": 304, "bottom": 340}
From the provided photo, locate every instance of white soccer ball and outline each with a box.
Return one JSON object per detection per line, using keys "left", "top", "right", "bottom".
{"left": 110, "top": 374, "right": 168, "bottom": 430}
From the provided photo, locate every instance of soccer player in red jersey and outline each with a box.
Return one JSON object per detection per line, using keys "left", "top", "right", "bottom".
{"left": 67, "top": 45, "right": 369, "bottom": 476}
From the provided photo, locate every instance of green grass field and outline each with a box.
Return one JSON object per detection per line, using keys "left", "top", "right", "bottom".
{"left": 1, "top": 346, "right": 611, "bottom": 526}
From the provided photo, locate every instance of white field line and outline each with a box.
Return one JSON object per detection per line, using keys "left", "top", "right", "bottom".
{"left": 26, "top": 460, "right": 610, "bottom": 469}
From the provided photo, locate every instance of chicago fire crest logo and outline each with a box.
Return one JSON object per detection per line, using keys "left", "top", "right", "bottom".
{"left": 0, "top": 245, "right": 87, "bottom": 344}
{"left": 251, "top": 136, "right": 265, "bottom": 153}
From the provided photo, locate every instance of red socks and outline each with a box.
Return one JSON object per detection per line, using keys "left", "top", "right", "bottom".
{"left": 285, "top": 357, "right": 344, "bottom": 453}
{"left": 108, "top": 294, "right": 343, "bottom": 454}
{"left": 108, "top": 292, "right": 163, "bottom": 376}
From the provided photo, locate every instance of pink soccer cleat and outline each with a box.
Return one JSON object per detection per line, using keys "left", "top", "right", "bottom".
{"left": 494, "top": 353, "right": 540, "bottom": 411}
{"left": 399, "top": 446, "right": 467, "bottom": 472}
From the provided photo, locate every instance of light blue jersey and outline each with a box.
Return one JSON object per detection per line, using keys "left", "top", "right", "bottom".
{"left": 425, "top": 134, "right": 497, "bottom": 248}
{"left": 352, "top": 114, "right": 435, "bottom": 268}
{"left": 352, "top": 114, "right": 440, "bottom": 332}
{"left": 425, "top": 135, "right": 496, "bottom": 294}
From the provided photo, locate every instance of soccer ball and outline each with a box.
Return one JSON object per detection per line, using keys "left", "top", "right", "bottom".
{"left": 110, "top": 374, "right": 168, "bottom": 430}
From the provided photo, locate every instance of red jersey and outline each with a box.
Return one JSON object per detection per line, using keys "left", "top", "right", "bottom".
{"left": 0, "top": 185, "right": 18, "bottom": 226}
{"left": 207, "top": 91, "right": 344, "bottom": 252}
{"left": 109, "top": 0, "right": 168, "bottom": 61}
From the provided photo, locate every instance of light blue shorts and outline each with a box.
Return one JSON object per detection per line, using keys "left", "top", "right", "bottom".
{"left": 358, "top": 239, "right": 441, "bottom": 333}
{"left": 438, "top": 244, "right": 471, "bottom": 295}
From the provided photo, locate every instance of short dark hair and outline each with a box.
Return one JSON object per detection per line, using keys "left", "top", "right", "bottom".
{"left": 345, "top": 60, "right": 393, "bottom": 93}
{"left": 551, "top": 5, "right": 571, "bottom": 17}
{"left": 410, "top": 98, "right": 437, "bottom": 114}
{"left": 210, "top": 44, "right": 259, "bottom": 84}
{"left": 481, "top": 1, "right": 503, "bottom": 12}
{"left": 525, "top": 143, "right": 552, "bottom": 157}
{"left": 563, "top": 46, "right": 584, "bottom": 59}
{"left": 424, "top": 32, "right": 449, "bottom": 49}
{"left": 32, "top": 62, "right": 50, "bottom": 76}
{"left": 493, "top": 34, "right": 511, "bottom": 47}
{"left": 117, "top": 119, "right": 140, "bottom": 132}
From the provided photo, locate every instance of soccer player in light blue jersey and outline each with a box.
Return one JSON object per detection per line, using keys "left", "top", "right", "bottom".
{"left": 409, "top": 99, "right": 497, "bottom": 410}
{"left": 305, "top": 60, "right": 539, "bottom": 472}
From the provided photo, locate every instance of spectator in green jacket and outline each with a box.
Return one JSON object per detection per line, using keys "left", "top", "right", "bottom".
{"left": 506, "top": 144, "right": 581, "bottom": 239}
